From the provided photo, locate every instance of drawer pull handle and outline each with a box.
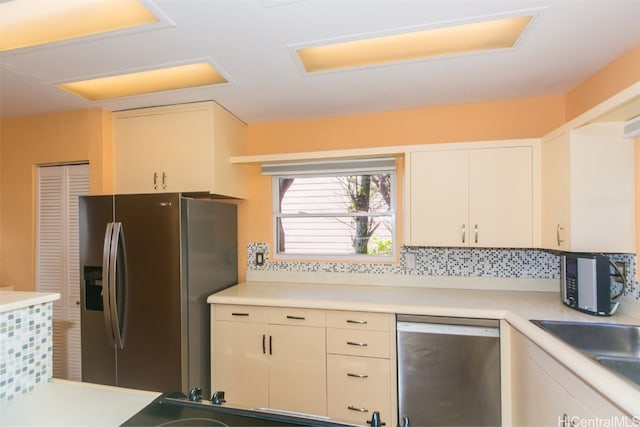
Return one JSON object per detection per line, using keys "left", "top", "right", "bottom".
{"left": 286, "top": 315, "right": 306, "bottom": 320}
{"left": 231, "top": 313, "right": 249, "bottom": 316}
{"left": 347, "top": 372, "right": 368, "bottom": 378}
{"left": 347, "top": 341, "right": 368, "bottom": 347}
{"left": 347, "top": 319, "right": 367, "bottom": 324}
{"left": 557, "top": 224, "right": 564, "bottom": 246}
{"left": 348, "top": 406, "right": 369, "bottom": 413}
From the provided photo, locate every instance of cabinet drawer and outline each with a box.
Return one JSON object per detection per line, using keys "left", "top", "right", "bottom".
{"left": 214, "top": 305, "right": 270, "bottom": 323}
{"left": 268, "top": 307, "right": 326, "bottom": 327}
{"left": 326, "top": 311, "right": 392, "bottom": 331}
{"left": 327, "top": 355, "right": 391, "bottom": 425}
{"left": 327, "top": 329, "right": 390, "bottom": 358}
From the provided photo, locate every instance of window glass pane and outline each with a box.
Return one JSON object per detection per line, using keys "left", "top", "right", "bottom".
{"left": 275, "top": 170, "right": 394, "bottom": 258}
{"left": 277, "top": 216, "right": 392, "bottom": 255}
{"left": 278, "top": 175, "right": 391, "bottom": 214}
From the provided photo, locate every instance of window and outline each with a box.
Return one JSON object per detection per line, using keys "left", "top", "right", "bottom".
{"left": 265, "top": 158, "right": 396, "bottom": 259}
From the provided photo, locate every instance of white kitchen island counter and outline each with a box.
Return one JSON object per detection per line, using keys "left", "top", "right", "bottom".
{"left": 0, "top": 379, "right": 160, "bottom": 426}
{"left": 0, "top": 290, "right": 59, "bottom": 313}
{"left": 208, "top": 281, "right": 640, "bottom": 418}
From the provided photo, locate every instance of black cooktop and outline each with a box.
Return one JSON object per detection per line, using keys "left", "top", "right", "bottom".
{"left": 121, "top": 393, "right": 357, "bottom": 427}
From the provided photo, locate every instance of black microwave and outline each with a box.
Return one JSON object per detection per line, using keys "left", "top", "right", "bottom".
{"left": 561, "top": 253, "right": 617, "bottom": 316}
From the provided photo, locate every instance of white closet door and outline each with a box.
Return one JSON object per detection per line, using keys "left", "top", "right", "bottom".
{"left": 36, "top": 164, "right": 89, "bottom": 381}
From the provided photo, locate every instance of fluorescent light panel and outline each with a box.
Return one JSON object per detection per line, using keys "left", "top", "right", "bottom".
{"left": 59, "top": 62, "right": 227, "bottom": 101}
{"left": 0, "top": 0, "right": 159, "bottom": 51}
{"left": 296, "top": 15, "right": 533, "bottom": 73}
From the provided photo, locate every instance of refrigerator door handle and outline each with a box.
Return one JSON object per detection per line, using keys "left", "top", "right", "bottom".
{"left": 110, "top": 222, "right": 128, "bottom": 349}
{"left": 102, "top": 223, "right": 117, "bottom": 348}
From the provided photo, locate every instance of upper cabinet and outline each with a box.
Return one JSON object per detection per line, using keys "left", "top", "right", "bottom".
{"left": 113, "top": 101, "right": 246, "bottom": 198}
{"left": 405, "top": 141, "right": 536, "bottom": 248}
{"left": 541, "top": 122, "right": 634, "bottom": 253}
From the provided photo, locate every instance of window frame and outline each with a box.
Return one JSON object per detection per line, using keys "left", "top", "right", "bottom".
{"left": 268, "top": 159, "right": 397, "bottom": 261}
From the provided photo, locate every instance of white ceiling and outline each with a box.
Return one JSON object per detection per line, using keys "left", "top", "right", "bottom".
{"left": 1, "top": 0, "right": 639, "bottom": 123}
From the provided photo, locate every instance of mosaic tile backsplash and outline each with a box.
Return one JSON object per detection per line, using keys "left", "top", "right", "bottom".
{"left": 0, "top": 302, "right": 53, "bottom": 403}
{"left": 247, "top": 243, "right": 639, "bottom": 300}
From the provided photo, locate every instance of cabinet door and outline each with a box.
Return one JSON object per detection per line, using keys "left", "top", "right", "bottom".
{"left": 569, "top": 123, "right": 635, "bottom": 253}
{"left": 408, "top": 150, "right": 469, "bottom": 246}
{"left": 113, "top": 114, "right": 161, "bottom": 193}
{"left": 268, "top": 324, "right": 327, "bottom": 416}
{"left": 212, "top": 321, "right": 269, "bottom": 408}
{"left": 510, "top": 327, "right": 632, "bottom": 425}
{"left": 157, "top": 108, "right": 212, "bottom": 192}
{"left": 469, "top": 146, "right": 533, "bottom": 247}
{"left": 541, "top": 132, "right": 570, "bottom": 250}
{"left": 511, "top": 343, "right": 591, "bottom": 425}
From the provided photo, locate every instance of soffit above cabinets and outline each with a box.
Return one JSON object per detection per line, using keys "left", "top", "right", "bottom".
{"left": 1, "top": 0, "right": 640, "bottom": 123}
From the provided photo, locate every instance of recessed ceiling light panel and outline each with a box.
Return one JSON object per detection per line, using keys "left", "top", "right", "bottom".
{"left": 58, "top": 62, "right": 228, "bottom": 101}
{"left": 294, "top": 15, "right": 534, "bottom": 73}
{"left": 0, "top": 0, "right": 160, "bottom": 52}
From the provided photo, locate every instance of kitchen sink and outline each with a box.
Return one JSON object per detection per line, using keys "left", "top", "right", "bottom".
{"left": 596, "top": 356, "right": 640, "bottom": 385}
{"left": 530, "top": 320, "right": 640, "bottom": 387}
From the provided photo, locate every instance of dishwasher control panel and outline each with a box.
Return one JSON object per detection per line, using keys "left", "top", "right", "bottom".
{"left": 397, "top": 320, "right": 499, "bottom": 337}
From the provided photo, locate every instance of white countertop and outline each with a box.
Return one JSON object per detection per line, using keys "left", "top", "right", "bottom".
{"left": 208, "top": 281, "right": 640, "bottom": 417}
{"left": 0, "top": 290, "right": 60, "bottom": 313}
{"left": 0, "top": 379, "right": 160, "bottom": 426}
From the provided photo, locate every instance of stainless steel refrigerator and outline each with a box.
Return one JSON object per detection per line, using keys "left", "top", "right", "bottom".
{"left": 79, "top": 193, "right": 237, "bottom": 398}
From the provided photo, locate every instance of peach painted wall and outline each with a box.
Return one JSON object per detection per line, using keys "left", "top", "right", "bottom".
{"left": 0, "top": 109, "right": 112, "bottom": 291}
{"left": 246, "top": 95, "right": 565, "bottom": 155}
{"left": 566, "top": 44, "right": 640, "bottom": 121}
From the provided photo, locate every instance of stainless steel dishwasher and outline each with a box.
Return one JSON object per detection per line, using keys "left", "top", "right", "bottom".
{"left": 397, "top": 315, "right": 501, "bottom": 427}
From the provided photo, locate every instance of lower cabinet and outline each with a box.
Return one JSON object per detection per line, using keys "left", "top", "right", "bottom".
{"left": 213, "top": 305, "right": 633, "bottom": 426}
{"left": 510, "top": 326, "right": 633, "bottom": 425}
{"left": 211, "top": 305, "right": 396, "bottom": 425}
{"left": 211, "top": 305, "right": 326, "bottom": 415}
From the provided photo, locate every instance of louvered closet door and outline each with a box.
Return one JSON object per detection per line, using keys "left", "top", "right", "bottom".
{"left": 36, "top": 164, "right": 89, "bottom": 381}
